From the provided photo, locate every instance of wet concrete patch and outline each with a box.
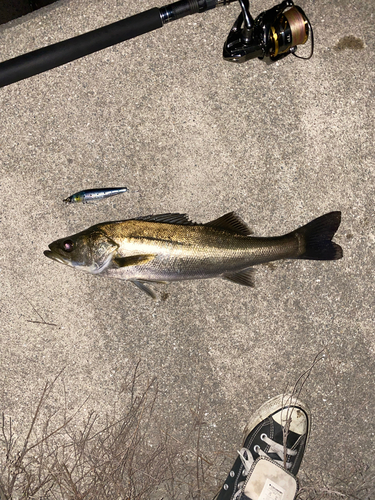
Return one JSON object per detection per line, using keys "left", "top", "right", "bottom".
{"left": 334, "top": 35, "right": 365, "bottom": 50}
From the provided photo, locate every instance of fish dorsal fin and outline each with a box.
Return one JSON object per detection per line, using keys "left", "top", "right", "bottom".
{"left": 114, "top": 254, "right": 155, "bottom": 267}
{"left": 223, "top": 268, "right": 255, "bottom": 287}
{"left": 135, "top": 213, "right": 197, "bottom": 225}
{"left": 205, "top": 212, "right": 253, "bottom": 235}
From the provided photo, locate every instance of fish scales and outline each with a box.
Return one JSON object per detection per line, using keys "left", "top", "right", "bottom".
{"left": 97, "top": 221, "right": 301, "bottom": 281}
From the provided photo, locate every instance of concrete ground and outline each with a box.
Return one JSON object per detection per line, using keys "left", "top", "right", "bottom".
{"left": 0, "top": 0, "right": 374, "bottom": 497}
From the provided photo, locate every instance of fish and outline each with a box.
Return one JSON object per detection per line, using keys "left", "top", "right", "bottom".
{"left": 63, "top": 187, "right": 128, "bottom": 203}
{"left": 44, "top": 211, "right": 342, "bottom": 298}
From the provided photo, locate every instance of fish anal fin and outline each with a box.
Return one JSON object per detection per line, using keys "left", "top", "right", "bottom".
{"left": 205, "top": 212, "right": 253, "bottom": 236}
{"left": 114, "top": 254, "right": 155, "bottom": 267}
{"left": 223, "top": 268, "right": 255, "bottom": 287}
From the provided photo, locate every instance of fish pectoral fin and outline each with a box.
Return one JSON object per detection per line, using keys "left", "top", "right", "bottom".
{"left": 205, "top": 212, "right": 253, "bottom": 236}
{"left": 114, "top": 254, "right": 156, "bottom": 267}
{"left": 131, "top": 280, "right": 157, "bottom": 299}
{"left": 223, "top": 268, "right": 255, "bottom": 287}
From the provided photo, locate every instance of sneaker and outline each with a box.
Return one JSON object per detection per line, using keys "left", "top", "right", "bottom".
{"left": 214, "top": 394, "right": 310, "bottom": 500}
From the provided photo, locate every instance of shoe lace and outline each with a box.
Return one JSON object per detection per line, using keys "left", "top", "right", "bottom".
{"left": 232, "top": 435, "right": 297, "bottom": 500}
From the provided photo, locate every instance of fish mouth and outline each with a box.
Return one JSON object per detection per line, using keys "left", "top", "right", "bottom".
{"left": 44, "top": 249, "right": 70, "bottom": 266}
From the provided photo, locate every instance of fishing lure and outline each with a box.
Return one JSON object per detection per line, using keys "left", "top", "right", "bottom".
{"left": 63, "top": 187, "right": 128, "bottom": 203}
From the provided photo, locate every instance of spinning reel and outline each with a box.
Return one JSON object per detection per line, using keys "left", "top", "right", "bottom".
{"left": 223, "top": 0, "right": 313, "bottom": 62}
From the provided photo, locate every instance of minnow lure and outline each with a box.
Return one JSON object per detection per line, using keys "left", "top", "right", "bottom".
{"left": 63, "top": 187, "right": 128, "bottom": 203}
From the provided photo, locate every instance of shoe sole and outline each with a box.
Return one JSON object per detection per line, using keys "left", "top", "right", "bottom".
{"left": 242, "top": 393, "right": 311, "bottom": 444}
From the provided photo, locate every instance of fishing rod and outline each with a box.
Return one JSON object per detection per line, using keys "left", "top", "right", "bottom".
{"left": 0, "top": 0, "right": 313, "bottom": 88}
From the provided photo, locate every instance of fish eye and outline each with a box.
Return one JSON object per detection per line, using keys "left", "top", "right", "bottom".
{"left": 63, "top": 239, "right": 74, "bottom": 252}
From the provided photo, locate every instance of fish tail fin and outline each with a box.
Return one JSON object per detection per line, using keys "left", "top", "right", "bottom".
{"left": 295, "top": 211, "right": 343, "bottom": 260}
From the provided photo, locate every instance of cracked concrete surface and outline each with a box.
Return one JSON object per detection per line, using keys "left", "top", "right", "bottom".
{"left": 0, "top": 0, "right": 374, "bottom": 496}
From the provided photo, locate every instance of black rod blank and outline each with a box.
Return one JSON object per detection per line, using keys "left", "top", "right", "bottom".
{"left": 0, "top": 8, "right": 163, "bottom": 88}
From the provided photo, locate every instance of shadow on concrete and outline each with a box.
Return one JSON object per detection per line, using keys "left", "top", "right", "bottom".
{"left": 0, "top": 0, "right": 57, "bottom": 25}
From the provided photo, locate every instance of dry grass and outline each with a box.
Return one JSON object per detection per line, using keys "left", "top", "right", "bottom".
{"left": 0, "top": 363, "right": 217, "bottom": 500}
{"left": 1, "top": 358, "right": 374, "bottom": 500}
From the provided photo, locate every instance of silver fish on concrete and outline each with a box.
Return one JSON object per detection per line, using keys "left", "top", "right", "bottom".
{"left": 44, "top": 211, "right": 343, "bottom": 298}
